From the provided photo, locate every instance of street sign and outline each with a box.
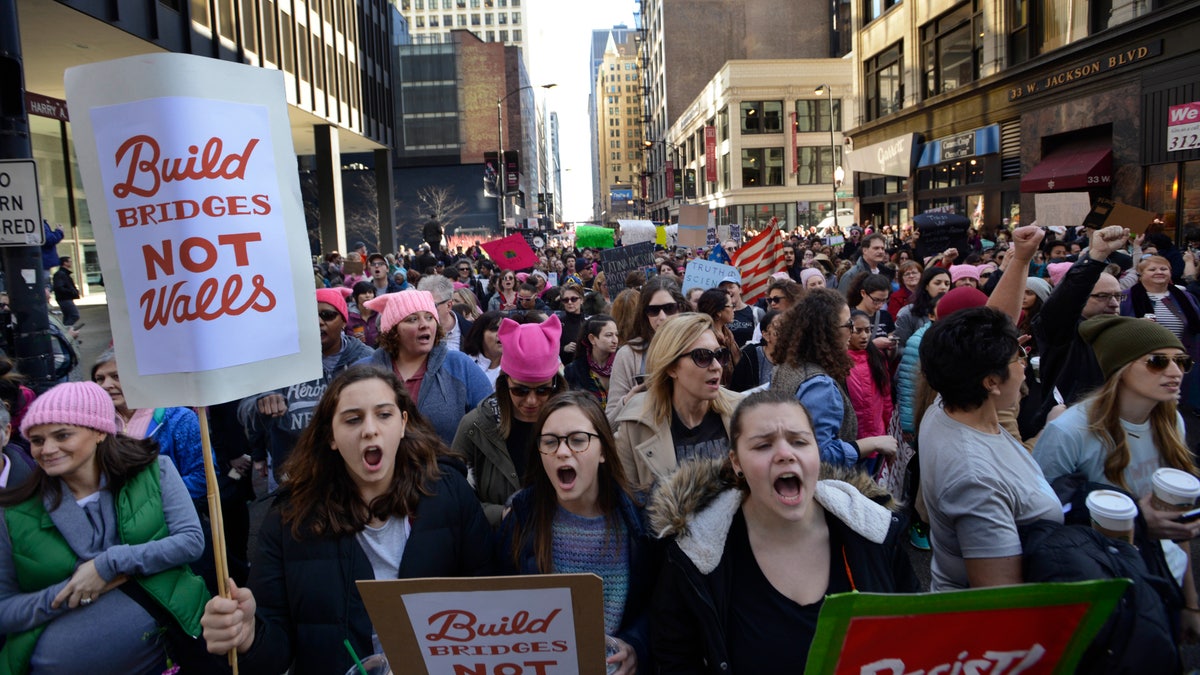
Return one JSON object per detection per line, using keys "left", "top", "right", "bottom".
{"left": 0, "top": 159, "right": 45, "bottom": 246}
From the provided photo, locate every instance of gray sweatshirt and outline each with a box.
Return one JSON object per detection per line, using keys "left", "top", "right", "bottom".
{"left": 0, "top": 456, "right": 204, "bottom": 674}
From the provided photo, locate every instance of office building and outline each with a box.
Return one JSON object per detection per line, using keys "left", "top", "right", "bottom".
{"left": 397, "top": 0, "right": 525, "bottom": 49}
{"left": 595, "top": 35, "right": 644, "bottom": 224}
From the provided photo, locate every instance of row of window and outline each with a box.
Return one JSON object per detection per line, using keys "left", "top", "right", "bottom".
{"left": 402, "top": 0, "right": 519, "bottom": 9}
{"left": 412, "top": 11, "right": 519, "bottom": 27}
{"left": 738, "top": 99, "right": 844, "bottom": 135}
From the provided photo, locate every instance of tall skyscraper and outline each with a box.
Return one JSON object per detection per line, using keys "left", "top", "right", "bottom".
{"left": 594, "top": 35, "right": 644, "bottom": 224}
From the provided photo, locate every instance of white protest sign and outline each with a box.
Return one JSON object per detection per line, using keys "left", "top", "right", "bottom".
{"left": 66, "top": 54, "right": 320, "bottom": 408}
{"left": 683, "top": 259, "right": 740, "bottom": 292}
{"left": 0, "top": 160, "right": 45, "bottom": 246}
{"left": 616, "top": 219, "right": 656, "bottom": 245}
{"left": 1034, "top": 192, "right": 1092, "bottom": 231}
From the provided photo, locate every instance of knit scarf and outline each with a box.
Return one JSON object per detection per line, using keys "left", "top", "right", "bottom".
{"left": 587, "top": 350, "right": 615, "bottom": 378}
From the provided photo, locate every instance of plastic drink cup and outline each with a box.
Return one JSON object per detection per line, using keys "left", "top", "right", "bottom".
{"left": 1086, "top": 490, "right": 1138, "bottom": 544}
{"left": 1151, "top": 467, "right": 1200, "bottom": 512}
{"left": 605, "top": 635, "right": 621, "bottom": 675}
{"left": 344, "top": 654, "right": 389, "bottom": 675}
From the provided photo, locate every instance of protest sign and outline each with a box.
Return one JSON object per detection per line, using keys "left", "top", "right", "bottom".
{"left": 1035, "top": 192, "right": 1092, "bottom": 231}
{"left": 616, "top": 219, "right": 656, "bottom": 245}
{"left": 913, "top": 212, "right": 970, "bottom": 262}
{"left": 601, "top": 242, "right": 655, "bottom": 298}
{"left": 682, "top": 258, "right": 739, "bottom": 293}
{"left": 481, "top": 233, "right": 539, "bottom": 271}
{"left": 1083, "top": 198, "right": 1158, "bottom": 234}
{"left": 804, "top": 580, "right": 1127, "bottom": 675}
{"left": 359, "top": 574, "right": 605, "bottom": 675}
{"left": 65, "top": 53, "right": 319, "bottom": 409}
{"left": 677, "top": 204, "right": 709, "bottom": 248}
{"left": 575, "top": 225, "right": 616, "bottom": 249}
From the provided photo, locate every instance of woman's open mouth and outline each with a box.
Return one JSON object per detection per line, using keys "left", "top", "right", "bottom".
{"left": 556, "top": 466, "right": 578, "bottom": 490}
{"left": 363, "top": 446, "right": 384, "bottom": 471}
{"left": 773, "top": 473, "right": 803, "bottom": 505}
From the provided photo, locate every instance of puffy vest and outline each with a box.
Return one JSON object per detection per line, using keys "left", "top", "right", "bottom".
{"left": 0, "top": 461, "right": 208, "bottom": 675}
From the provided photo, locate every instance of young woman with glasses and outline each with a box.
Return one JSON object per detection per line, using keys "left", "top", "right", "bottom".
{"left": 1035, "top": 316, "right": 1200, "bottom": 634}
{"left": 497, "top": 392, "right": 655, "bottom": 675}
{"left": 555, "top": 282, "right": 588, "bottom": 366}
{"left": 845, "top": 273, "right": 897, "bottom": 356}
{"left": 613, "top": 313, "right": 741, "bottom": 493}
{"left": 606, "top": 277, "right": 688, "bottom": 425}
{"left": 770, "top": 289, "right": 897, "bottom": 468}
{"left": 452, "top": 314, "right": 567, "bottom": 526}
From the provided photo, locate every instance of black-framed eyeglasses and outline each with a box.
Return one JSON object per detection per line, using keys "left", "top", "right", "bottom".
{"left": 370, "top": 261, "right": 388, "bottom": 268}
{"left": 1088, "top": 292, "right": 1125, "bottom": 303}
{"left": 317, "top": 309, "right": 341, "bottom": 322}
{"left": 839, "top": 320, "right": 854, "bottom": 329}
{"left": 537, "top": 431, "right": 600, "bottom": 455}
{"left": 866, "top": 293, "right": 888, "bottom": 304}
{"left": 509, "top": 383, "right": 559, "bottom": 398}
{"left": 645, "top": 302, "right": 681, "bottom": 317}
{"left": 1144, "top": 354, "right": 1194, "bottom": 373}
{"left": 681, "top": 347, "right": 731, "bottom": 368}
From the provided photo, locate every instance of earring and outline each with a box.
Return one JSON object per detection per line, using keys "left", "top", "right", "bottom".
{"left": 736, "top": 471, "right": 744, "bottom": 478}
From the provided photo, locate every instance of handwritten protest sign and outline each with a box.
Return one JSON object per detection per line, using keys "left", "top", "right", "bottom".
{"left": 913, "top": 212, "right": 970, "bottom": 262}
{"left": 65, "top": 53, "right": 319, "bottom": 408}
{"left": 677, "top": 204, "right": 709, "bottom": 248}
{"left": 601, "top": 242, "right": 655, "bottom": 298}
{"left": 804, "top": 580, "right": 1126, "bottom": 675}
{"left": 359, "top": 574, "right": 605, "bottom": 675}
{"left": 1035, "top": 192, "right": 1092, "bottom": 231}
{"left": 616, "top": 220, "right": 656, "bottom": 245}
{"left": 682, "top": 259, "right": 739, "bottom": 293}
{"left": 1083, "top": 198, "right": 1157, "bottom": 235}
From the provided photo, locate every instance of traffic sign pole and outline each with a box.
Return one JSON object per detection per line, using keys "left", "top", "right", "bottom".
{"left": 0, "top": 0, "right": 55, "bottom": 388}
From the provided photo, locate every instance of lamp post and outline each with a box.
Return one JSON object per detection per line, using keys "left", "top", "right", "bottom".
{"left": 814, "top": 84, "right": 841, "bottom": 235}
{"left": 497, "top": 83, "right": 556, "bottom": 236}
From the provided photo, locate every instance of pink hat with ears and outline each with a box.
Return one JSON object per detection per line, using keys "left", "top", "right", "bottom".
{"left": 949, "top": 264, "right": 982, "bottom": 285}
{"left": 498, "top": 314, "right": 562, "bottom": 382}
{"left": 364, "top": 289, "right": 438, "bottom": 333}
{"left": 1047, "top": 261, "right": 1073, "bottom": 286}
{"left": 315, "top": 287, "right": 353, "bottom": 322}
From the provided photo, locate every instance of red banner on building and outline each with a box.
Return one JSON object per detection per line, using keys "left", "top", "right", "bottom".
{"left": 704, "top": 126, "right": 717, "bottom": 183}
{"left": 665, "top": 160, "right": 675, "bottom": 199}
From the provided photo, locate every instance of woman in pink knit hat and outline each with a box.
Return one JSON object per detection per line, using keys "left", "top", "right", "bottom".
{"left": 0, "top": 382, "right": 210, "bottom": 674}
{"left": 451, "top": 313, "right": 566, "bottom": 526}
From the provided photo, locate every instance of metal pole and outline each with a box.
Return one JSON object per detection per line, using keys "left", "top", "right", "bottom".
{"left": 828, "top": 87, "right": 838, "bottom": 237}
{"left": 497, "top": 97, "right": 505, "bottom": 236}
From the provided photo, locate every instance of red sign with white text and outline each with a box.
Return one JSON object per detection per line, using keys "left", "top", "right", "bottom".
{"left": 705, "top": 126, "right": 717, "bottom": 183}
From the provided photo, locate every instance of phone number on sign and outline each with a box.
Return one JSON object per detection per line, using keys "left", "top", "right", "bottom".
{"left": 1168, "top": 127, "right": 1200, "bottom": 152}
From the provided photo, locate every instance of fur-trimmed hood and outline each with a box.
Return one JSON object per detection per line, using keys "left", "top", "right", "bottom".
{"left": 648, "top": 458, "right": 901, "bottom": 574}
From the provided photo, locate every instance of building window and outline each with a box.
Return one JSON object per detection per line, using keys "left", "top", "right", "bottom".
{"left": 513, "top": 29, "right": 521, "bottom": 41}
{"left": 1009, "top": 0, "right": 1090, "bottom": 65}
{"left": 794, "top": 99, "right": 842, "bottom": 132}
{"left": 718, "top": 107, "right": 729, "bottom": 142}
{"left": 471, "top": 13, "right": 479, "bottom": 24}
{"left": 499, "top": 29, "right": 508, "bottom": 41}
{"left": 796, "top": 147, "right": 844, "bottom": 185}
{"left": 741, "top": 148, "right": 785, "bottom": 187}
{"left": 865, "top": 42, "right": 903, "bottom": 121}
{"left": 863, "top": 0, "right": 900, "bottom": 23}
{"left": 921, "top": 2, "right": 981, "bottom": 98}
{"left": 740, "top": 101, "right": 783, "bottom": 134}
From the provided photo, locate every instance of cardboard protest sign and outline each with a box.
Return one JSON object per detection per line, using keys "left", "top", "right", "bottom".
{"left": 1083, "top": 198, "right": 1157, "bottom": 234}
{"left": 677, "top": 204, "right": 709, "bottom": 248}
{"left": 913, "top": 212, "right": 971, "bottom": 262}
{"left": 804, "top": 580, "right": 1127, "bottom": 675}
{"left": 65, "top": 53, "right": 320, "bottom": 408}
{"left": 616, "top": 219, "right": 656, "bottom": 246}
{"left": 682, "top": 259, "right": 740, "bottom": 293}
{"left": 1035, "top": 192, "right": 1092, "bottom": 231}
{"left": 359, "top": 574, "right": 605, "bottom": 675}
{"left": 481, "top": 234, "right": 539, "bottom": 271}
{"left": 575, "top": 225, "right": 616, "bottom": 249}
{"left": 601, "top": 242, "right": 655, "bottom": 299}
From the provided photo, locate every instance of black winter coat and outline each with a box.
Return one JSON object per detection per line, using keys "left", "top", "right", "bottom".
{"left": 237, "top": 459, "right": 493, "bottom": 675}
{"left": 1030, "top": 256, "right": 1107, "bottom": 427}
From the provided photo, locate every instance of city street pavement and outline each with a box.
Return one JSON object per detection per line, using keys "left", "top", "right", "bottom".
{"left": 61, "top": 295, "right": 1200, "bottom": 669}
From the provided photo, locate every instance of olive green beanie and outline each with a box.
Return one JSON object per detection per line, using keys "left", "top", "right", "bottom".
{"left": 1078, "top": 314, "right": 1184, "bottom": 379}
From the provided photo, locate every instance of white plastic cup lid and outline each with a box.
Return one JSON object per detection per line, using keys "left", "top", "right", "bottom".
{"left": 1152, "top": 468, "right": 1200, "bottom": 500}
{"left": 1086, "top": 489, "right": 1138, "bottom": 525}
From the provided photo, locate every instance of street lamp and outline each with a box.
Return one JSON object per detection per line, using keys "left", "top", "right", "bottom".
{"left": 814, "top": 84, "right": 841, "bottom": 235}
{"left": 497, "top": 83, "right": 556, "bottom": 235}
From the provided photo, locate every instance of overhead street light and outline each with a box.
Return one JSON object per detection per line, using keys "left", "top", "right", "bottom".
{"left": 814, "top": 84, "right": 842, "bottom": 235}
{"left": 497, "top": 83, "right": 556, "bottom": 235}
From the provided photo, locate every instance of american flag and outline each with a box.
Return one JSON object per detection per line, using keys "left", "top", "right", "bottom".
{"left": 731, "top": 218, "right": 785, "bottom": 304}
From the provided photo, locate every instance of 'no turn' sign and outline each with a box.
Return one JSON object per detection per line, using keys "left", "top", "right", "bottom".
{"left": 0, "top": 159, "right": 45, "bottom": 246}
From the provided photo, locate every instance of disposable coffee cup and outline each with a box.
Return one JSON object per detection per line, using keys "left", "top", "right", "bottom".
{"left": 1151, "top": 468, "right": 1200, "bottom": 512}
{"left": 1086, "top": 490, "right": 1138, "bottom": 544}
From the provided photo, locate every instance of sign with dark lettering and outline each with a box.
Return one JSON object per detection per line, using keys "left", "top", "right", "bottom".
{"left": 360, "top": 574, "right": 604, "bottom": 675}
{"left": 804, "top": 580, "right": 1126, "bottom": 675}
{"left": 601, "top": 241, "right": 655, "bottom": 298}
{"left": 0, "top": 159, "right": 45, "bottom": 246}
{"left": 940, "top": 131, "right": 975, "bottom": 161}
{"left": 65, "top": 53, "right": 319, "bottom": 408}
{"left": 1008, "top": 40, "right": 1162, "bottom": 102}
{"left": 913, "top": 212, "right": 970, "bottom": 261}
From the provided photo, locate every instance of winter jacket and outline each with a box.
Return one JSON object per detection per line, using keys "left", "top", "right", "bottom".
{"left": 135, "top": 406, "right": 209, "bottom": 501}
{"left": 358, "top": 342, "right": 492, "bottom": 445}
{"left": 563, "top": 354, "right": 608, "bottom": 408}
{"left": 896, "top": 322, "right": 929, "bottom": 435}
{"left": 728, "top": 343, "right": 773, "bottom": 393}
{"left": 886, "top": 285, "right": 913, "bottom": 320}
{"left": 846, "top": 350, "right": 892, "bottom": 438}
{"left": 648, "top": 459, "right": 920, "bottom": 675}
{"left": 237, "top": 459, "right": 494, "bottom": 675}
{"left": 344, "top": 309, "right": 381, "bottom": 348}
{"left": 451, "top": 395, "right": 520, "bottom": 526}
{"left": 838, "top": 258, "right": 894, "bottom": 296}
{"left": 771, "top": 363, "right": 859, "bottom": 466}
{"left": 496, "top": 487, "right": 659, "bottom": 670}
{"left": 51, "top": 267, "right": 79, "bottom": 304}
{"left": 555, "top": 311, "right": 586, "bottom": 365}
{"left": 605, "top": 341, "right": 649, "bottom": 426}
{"left": 1031, "top": 256, "right": 1107, "bottom": 425}
{"left": 613, "top": 389, "right": 741, "bottom": 494}
{"left": 238, "top": 335, "right": 373, "bottom": 470}
{"left": 40, "top": 224, "right": 63, "bottom": 271}
{"left": 892, "top": 303, "right": 929, "bottom": 359}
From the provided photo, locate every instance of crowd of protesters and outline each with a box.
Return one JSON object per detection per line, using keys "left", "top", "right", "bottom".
{"left": 3, "top": 218, "right": 1200, "bottom": 674}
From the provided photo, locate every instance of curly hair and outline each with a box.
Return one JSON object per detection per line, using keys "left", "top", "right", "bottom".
{"left": 775, "top": 288, "right": 853, "bottom": 381}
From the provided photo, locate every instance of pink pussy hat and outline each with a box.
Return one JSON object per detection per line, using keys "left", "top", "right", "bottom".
{"left": 20, "top": 381, "right": 118, "bottom": 439}
{"left": 949, "top": 264, "right": 982, "bottom": 285}
{"left": 498, "top": 313, "right": 562, "bottom": 382}
{"left": 1047, "top": 261, "right": 1073, "bottom": 286}
{"left": 365, "top": 289, "right": 439, "bottom": 333}
{"left": 315, "top": 287, "right": 352, "bottom": 322}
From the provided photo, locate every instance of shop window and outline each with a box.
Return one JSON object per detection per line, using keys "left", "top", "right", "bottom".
{"left": 794, "top": 99, "right": 842, "bottom": 132}
{"left": 796, "top": 147, "right": 844, "bottom": 185}
{"left": 921, "top": 2, "right": 982, "bottom": 98}
{"left": 865, "top": 42, "right": 903, "bottom": 121}
{"left": 863, "top": 0, "right": 900, "bottom": 23}
{"left": 741, "top": 101, "right": 784, "bottom": 134}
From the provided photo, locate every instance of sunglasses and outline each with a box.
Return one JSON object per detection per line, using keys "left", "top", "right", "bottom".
{"left": 1144, "top": 354, "right": 1194, "bottom": 373}
{"left": 767, "top": 296, "right": 785, "bottom": 304}
{"left": 682, "top": 347, "right": 731, "bottom": 368}
{"left": 645, "top": 302, "right": 681, "bottom": 317}
{"left": 509, "top": 383, "right": 559, "bottom": 397}
{"left": 317, "top": 309, "right": 341, "bottom": 322}
{"left": 561, "top": 296, "right": 581, "bottom": 303}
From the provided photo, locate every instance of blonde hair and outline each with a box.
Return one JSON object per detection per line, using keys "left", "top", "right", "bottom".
{"left": 644, "top": 313, "right": 734, "bottom": 426}
{"left": 1084, "top": 362, "right": 1197, "bottom": 490}
{"left": 1136, "top": 255, "right": 1171, "bottom": 276}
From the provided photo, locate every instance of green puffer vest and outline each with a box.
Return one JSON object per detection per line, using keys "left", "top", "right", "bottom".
{"left": 0, "top": 461, "right": 208, "bottom": 675}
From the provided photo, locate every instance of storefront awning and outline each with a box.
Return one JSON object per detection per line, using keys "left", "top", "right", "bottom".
{"left": 1020, "top": 141, "right": 1112, "bottom": 193}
